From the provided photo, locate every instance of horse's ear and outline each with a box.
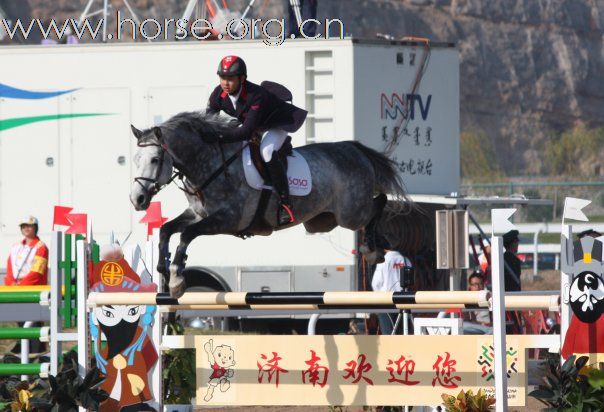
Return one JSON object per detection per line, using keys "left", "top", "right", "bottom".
{"left": 152, "top": 126, "right": 163, "bottom": 141}
{"left": 131, "top": 125, "right": 143, "bottom": 140}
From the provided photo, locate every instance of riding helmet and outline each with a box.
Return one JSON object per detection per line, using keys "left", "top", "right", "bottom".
{"left": 217, "top": 55, "right": 247, "bottom": 77}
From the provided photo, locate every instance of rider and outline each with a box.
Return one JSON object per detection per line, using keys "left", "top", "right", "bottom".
{"left": 205, "top": 55, "right": 307, "bottom": 226}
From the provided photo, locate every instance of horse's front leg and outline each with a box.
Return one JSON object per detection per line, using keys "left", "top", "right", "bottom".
{"left": 157, "top": 208, "right": 199, "bottom": 288}
{"left": 168, "top": 212, "right": 232, "bottom": 298}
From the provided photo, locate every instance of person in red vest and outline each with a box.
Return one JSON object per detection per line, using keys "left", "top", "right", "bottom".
{"left": 5, "top": 216, "right": 49, "bottom": 356}
{"left": 5, "top": 216, "right": 48, "bottom": 286}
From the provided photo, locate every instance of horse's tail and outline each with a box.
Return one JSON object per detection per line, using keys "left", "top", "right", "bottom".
{"left": 350, "top": 141, "right": 414, "bottom": 213}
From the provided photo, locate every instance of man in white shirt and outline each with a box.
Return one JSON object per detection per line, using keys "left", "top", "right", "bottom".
{"left": 371, "top": 249, "right": 412, "bottom": 335}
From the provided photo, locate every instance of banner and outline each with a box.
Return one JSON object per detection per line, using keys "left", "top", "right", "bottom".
{"left": 194, "top": 335, "right": 542, "bottom": 406}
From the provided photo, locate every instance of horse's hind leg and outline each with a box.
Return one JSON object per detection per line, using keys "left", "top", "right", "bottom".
{"left": 360, "top": 194, "right": 387, "bottom": 264}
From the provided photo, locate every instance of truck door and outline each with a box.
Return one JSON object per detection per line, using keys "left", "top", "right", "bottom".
{"left": 67, "top": 88, "right": 132, "bottom": 233}
{"left": 0, "top": 96, "right": 59, "bottom": 234}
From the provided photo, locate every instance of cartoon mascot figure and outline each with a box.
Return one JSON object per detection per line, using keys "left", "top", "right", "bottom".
{"left": 90, "top": 245, "right": 159, "bottom": 412}
{"left": 203, "top": 338, "right": 235, "bottom": 402}
{"left": 560, "top": 233, "right": 604, "bottom": 362}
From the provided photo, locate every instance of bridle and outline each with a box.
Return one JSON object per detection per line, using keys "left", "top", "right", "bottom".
{"left": 133, "top": 141, "right": 180, "bottom": 197}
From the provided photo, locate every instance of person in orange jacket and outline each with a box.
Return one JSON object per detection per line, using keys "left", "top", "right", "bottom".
{"left": 5, "top": 216, "right": 48, "bottom": 286}
{"left": 5, "top": 216, "right": 48, "bottom": 356}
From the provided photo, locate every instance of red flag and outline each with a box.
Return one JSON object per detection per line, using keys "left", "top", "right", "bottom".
{"left": 147, "top": 217, "right": 168, "bottom": 237}
{"left": 140, "top": 201, "right": 163, "bottom": 224}
{"left": 65, "top": 213, "right": 87, "bottom": 235}
{"left": 53, "top": 206, "right": 73, "bottom": 229}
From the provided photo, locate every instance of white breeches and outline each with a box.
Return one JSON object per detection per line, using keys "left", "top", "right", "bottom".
{"left": 260, "top": 129, "right": 288, "bottom": 162}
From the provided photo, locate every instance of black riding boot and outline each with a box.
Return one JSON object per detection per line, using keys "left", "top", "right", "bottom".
{"left": 266, "top": 156, "right": 295, "bottom": 225}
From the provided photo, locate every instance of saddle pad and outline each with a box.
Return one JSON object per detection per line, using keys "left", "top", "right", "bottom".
{"left": 242, "top": 145, "right": 312, "bottom": 196}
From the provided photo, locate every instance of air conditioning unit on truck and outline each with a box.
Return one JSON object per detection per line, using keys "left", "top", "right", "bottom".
{"left": 0, "top": 39, "right": 460, "bottom": 324}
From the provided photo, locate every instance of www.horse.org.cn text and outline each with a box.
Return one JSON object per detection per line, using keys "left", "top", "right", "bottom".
{"left": 0, "top": 11, "right": 345, "bottom": 46}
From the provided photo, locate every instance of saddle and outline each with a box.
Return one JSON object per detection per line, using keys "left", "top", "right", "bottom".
{"left": 249, "top": 133, "right": 293, "bottom": 185}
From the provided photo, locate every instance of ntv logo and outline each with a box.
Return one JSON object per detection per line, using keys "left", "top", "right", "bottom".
{"left": 380, "top": 93, "right": 432, "bottom": 121}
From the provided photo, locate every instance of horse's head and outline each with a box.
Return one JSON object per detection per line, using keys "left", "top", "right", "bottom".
{"left": 130, "top": 125, "right": 174, "bottom": 211}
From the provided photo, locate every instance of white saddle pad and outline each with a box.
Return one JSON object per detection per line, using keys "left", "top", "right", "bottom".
{"left": 242, "top": 145, "right": 312, "bottom": 196}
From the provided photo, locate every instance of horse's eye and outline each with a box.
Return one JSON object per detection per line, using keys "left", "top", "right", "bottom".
{"left": 151, "top": 157, "right": 159, "bottom": 164}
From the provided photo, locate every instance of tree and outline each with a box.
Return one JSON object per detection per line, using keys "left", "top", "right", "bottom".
{"left": 545, "top": 124, "right": 604, "bottom": 177}
{"left": 460, "top": 128, "right": 503, "bottom": 181}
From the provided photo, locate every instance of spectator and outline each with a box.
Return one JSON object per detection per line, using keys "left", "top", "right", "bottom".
{"left": 371, "top": 249, "right": 412, "bottom": 335}
{"left": 5, "top": 216, "right": 48, "bottom": 356}
{"left": 285, "top": 0, "right": 318, "bottom": 38}
{"left": 503, "top": 230, "right": 522, "bottom": 292}
{"left": 6, "top": 216, "right": 48, "bottom": 286}
{"left": 462, "top": 272, "right": 492, "bottom": 335}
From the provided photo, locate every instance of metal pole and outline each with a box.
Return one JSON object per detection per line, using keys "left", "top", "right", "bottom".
{"left": 491, "top": 236, "right": 508, "bottom": 411}
{"left": 307, "top": 314, "right": 320, "bottom": 335}
{"left": 77, "top": 0, "right": 96, "bottom": 25}
{"left": 468, "top": 211, "right": 491, "bottom": 245}
{"left": 49, "top": 231, "right": 62, "bottom": 377}
{"left": 21, "top": 321, "right": 32, "bottom": 381}
{"left": 532, "top": 229, "right": 541, "bottom": 281}
{"left": 289, "top": 0, "right": 303, "bottom": 28}
{"left": 235, "top": 0, "right": 257, "bottom": 33}
{"left": 560, "top": 224, "right": 572, "bottom": 352}
{"left": 148, "top": 232, "right": 163, "bottom": 411}
{"left": 180, "top": 0, "right": 199, "bottom": 23}
{"left": 76, "top": 240, "right": 89, "bottom": 380}
{"left": 102, "top": 0, "right": 108, "bottom": 42}
{"left": 76, "top": 239, "right": 89, "bottom": 412}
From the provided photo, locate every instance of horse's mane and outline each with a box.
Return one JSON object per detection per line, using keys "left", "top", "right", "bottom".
{"left": 137, "top": 111, "right": 239, "bottom": 147}
{"left": 162, "top": 111, "right": 239, "bottom": 138}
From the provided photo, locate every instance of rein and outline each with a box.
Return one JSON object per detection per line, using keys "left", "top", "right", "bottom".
{"left": 198, "top": 141, "right": 248, "bottom": 192}
{"left": 135, "top": 139, "right": 249, "bottom": 201}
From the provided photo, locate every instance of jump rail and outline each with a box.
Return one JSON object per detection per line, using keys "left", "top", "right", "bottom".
{"left": 87, "top": 291, "right": 560, "bottom": 312}
{"left": 87, "top": 290, "right": 492, "bottom": 307}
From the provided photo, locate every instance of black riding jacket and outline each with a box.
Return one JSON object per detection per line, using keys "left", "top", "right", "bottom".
{"left": 206, "top": 80, "right": 307, "bottom": 142}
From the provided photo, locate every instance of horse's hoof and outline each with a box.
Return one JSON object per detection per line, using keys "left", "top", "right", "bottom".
{"left": 169, "top": 264, "right": 186, "bottom": 298}
{"left": 169, "top": 276, "right": 186, "bottom": 299}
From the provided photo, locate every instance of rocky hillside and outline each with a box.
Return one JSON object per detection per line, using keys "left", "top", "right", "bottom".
{"left": 2, "top": 0, "right": 603, "bottom": 176}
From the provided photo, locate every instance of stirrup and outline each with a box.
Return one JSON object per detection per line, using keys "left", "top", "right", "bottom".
{"left": 278, "top": 203, "right": 295, "bottom": 225}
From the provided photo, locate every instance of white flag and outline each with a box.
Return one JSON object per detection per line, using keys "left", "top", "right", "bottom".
{"left": 491, "top": 208, "right": 517, "bottom": 236}
{"left": 563, "top": 197, "right": 591, "bottom": 222}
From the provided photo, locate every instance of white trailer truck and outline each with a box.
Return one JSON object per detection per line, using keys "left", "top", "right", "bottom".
{"left": 0, "top": 38, "right": 459, "bottom": 307}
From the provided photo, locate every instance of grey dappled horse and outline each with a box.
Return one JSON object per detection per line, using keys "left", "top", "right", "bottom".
{"left": 130, "top": 112, "right": 408, "bottom": 298}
